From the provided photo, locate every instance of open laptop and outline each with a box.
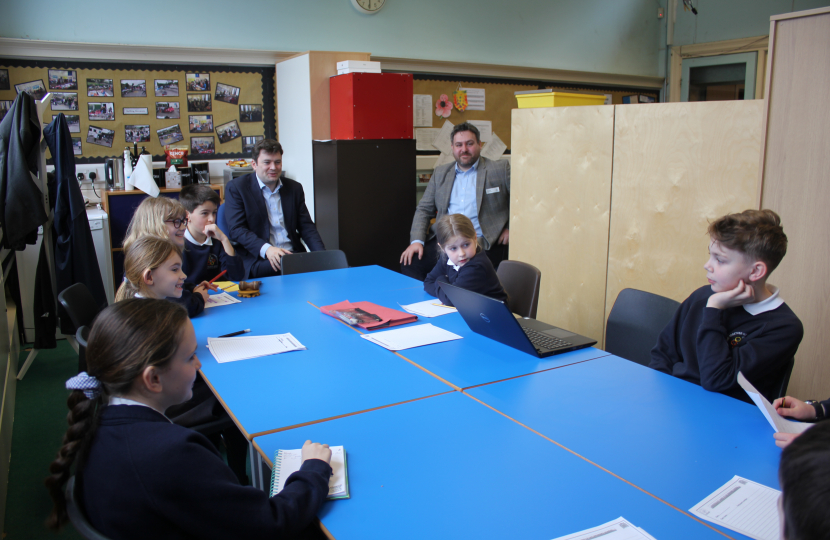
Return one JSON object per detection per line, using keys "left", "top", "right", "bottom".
{"left": 439, "top": 283, "right": 597, "bottom": 358}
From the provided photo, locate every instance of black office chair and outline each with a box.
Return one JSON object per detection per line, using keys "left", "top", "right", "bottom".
{"left": 281, "top": 250, "right": 348, "bottom": 276}
{"left": 65, "top": 476, "right": 115, "bottom": 540}
{"left": 496, "top": 260, "right": 541, "bottom": 319}
{"left": 58, "top": 283, "right": 103, "bottom": 331}
{"left": 605, "top": 288, "right": 681, "bottom": 367}
{"left": 75, "top": 326, "right": 90, "bottom": 373}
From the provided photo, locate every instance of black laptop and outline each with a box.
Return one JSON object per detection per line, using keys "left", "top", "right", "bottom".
{"left": 439, "top": 283, "right": 597, "bottom": 358}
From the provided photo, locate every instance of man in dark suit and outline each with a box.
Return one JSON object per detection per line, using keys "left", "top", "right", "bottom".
{"left": 400, "top": 122, "right": 510, "bottom": 281}
{"left": 224, "top": 139, "right": 325, "bottom": 278}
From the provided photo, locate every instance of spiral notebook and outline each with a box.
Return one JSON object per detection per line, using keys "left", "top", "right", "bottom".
{"left": 269, "top": 446, "right": 349, "bottom": 500}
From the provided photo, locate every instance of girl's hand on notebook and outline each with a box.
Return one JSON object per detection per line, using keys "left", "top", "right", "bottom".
{"left": 301, "top": 440, "right": 332, "bottom": 464}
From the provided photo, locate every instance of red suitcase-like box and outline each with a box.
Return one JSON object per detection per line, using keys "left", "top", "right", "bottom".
{"left": 329, "top": 72, "right": 413, "bottom": 140}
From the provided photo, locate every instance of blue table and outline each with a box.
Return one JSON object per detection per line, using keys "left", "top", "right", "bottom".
{"left": 311, "top": 286, "right": 609, "bottom": 389}
{"left": 466, "top": 355, "right": 781, "bottom": 540}
{"left": 191, "top": 289, "right": 452, "bottom": 439}
{"left": 253, "top": 392, "right": 732, "bottom": 540}
{"left": 276, "top": 265, "right": 422, "bottom": 305}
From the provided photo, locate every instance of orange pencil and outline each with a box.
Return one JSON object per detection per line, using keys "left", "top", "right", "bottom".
{"left": 208, "top": 270, "right": 227, "bottom": 284}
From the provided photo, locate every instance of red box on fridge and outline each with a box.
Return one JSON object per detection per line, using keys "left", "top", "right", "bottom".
{"left": 330, "top": 72, "right": 413, "bottom": 140}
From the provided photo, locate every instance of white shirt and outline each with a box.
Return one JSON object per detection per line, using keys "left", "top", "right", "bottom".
{"left": 185, "top": 228, "right": 212, "bottom": 246}
{"left": 743, "top": 285, "right": 784, "bottom": 316}
{"left": 412, "top": 158, "right": 483, "bottom": 246}
{"left": 109, "top": 396, "right": 171, "bottom": 420}
{"left": 256, "top": 174, "right": 293, "bottom": 257}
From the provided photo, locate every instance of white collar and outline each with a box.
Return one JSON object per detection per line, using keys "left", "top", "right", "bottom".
{"left": 256, "top": 174, "right": 282, "bottom": 193}
{"left": 185, "top": 227, "right": 212, "bottom": 246}
{"left": 743, "top": 285, "right": 784, "bottom": 315}
{"left": 109, "top": 396, "right": 172, "bottom": 421}
{"left": 446, "top": 258, "right": 461, "bottom": 272}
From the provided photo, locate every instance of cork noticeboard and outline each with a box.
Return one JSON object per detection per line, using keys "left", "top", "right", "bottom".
{"left": 412, "top": 74, "right": 659, "bottom": 151}
{"left": 0, "top": 60, "right": 275, "bottom": 163}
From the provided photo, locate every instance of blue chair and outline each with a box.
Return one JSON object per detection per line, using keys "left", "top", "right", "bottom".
{"left": 65, "top": 476, "right": 115, "bottom": 540}
{"left": 216, "top": 203, "right": 229, "bottom": 235}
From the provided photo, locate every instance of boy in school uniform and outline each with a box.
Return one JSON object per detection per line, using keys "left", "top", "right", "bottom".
{"left": 649, "top": 209, "right": 803, "bottom": 402}
{"left": 179, "top": 185, "right": 245, "bottom": 285}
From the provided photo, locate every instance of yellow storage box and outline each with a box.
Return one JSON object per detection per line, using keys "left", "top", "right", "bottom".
{"left": 515, "top": 90, "right": 607, "bottom": 109}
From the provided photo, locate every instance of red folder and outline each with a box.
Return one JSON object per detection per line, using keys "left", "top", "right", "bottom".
{"left": 320, "top": 300, "right": 417, "bottom": 330}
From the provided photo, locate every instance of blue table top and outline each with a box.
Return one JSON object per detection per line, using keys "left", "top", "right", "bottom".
{"left": 466, "top": 355, "right": 781, "bottom": 540}
{"left": 274, "top": 265, "right": 422, "bottom": 305}
{"left": 191, "top": 289, "right": 451, "bottom": 438}
{"left": 310, "top": 286, "right": 610, "bottom": 389}
{"left": 254, "top": 392, "right": 732, "bottom": 540}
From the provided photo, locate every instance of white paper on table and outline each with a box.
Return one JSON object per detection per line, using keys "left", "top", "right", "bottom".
{"left": 413, "top": 94, "right": 432, "bottom": 127}
{"left": 415, "top": 128, "right": 441, "bottom": 151}
{"left": 207, "top": 333, "right": 306, "bottom": 363}
{"left": 398, "top": 300, "right": 457, "bottom": 318}
{"left": 130, "top": 154, "right": 160, "bottom": 197}
{"left": 551, "top": 517, "right": 658, "bottom": 540}
{"left": 360, "top": 323, "right": 461, "bottom": 351}
{"left": 481, "top": 132, "right": 507, "bottom": 161}
{"left": 431, "top": 120, "right": 454, "bottom": 155}
{"left": 737, "top": 372, "right": 811, "bottom": 434}
{"left": 462, "top": 87, "right": 485, "bottom": 111}
{"left": 689, "top": 476, "right": 780, "bottom": 540}
{"left": 467, "top": 120, "right": 492, "bottom": 142}
{"left": 432, "top": 152, "right": 455, "bottom": 172}
{"left": 203, "top": 291, "right": 242, "bottom": 308}
{"left": 272, "top": 446, "right": 347, "bottom": 498}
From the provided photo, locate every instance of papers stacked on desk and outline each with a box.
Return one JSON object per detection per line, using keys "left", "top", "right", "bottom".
{"left": 551, "top": 517, "right": 658, "bottom": 540}
{"left": 690, "top": 476, "right": 780, "bottom": 540}
{"left": 360, "top": 323, "right": 461, "bottom": 351}
{"left": 399, "top": 300, "right": 457, "bottom": 318}
{"left": 204, "top": 291, "right": 242, "bottom": 308}
{"left": 207, "top": 334, "right": 306, "bottom": 363}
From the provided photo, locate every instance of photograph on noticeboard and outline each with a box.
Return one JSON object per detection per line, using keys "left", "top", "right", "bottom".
{"left": 72, "top": 137, "right": 82, "bottom": 155}
{"left": 157, "top": 124, "right": 184, "bottom": 146}
{"left": 216, "top": 120, "right": 241, "bottom": 143}
{"left": 121, "top": 79, "right": 147, "bottom": 97}
{"left": 87, "top": 78, "right": 114, "bottom": 97}
{"left": 51, "top": 92, "right": 78, "bottom": 111}
{"left": 15, "top": 79, "right": 47, "bottom": 101}
{"left": 86, "top": 125, "right": 114, "bottom": 148}
{"left": 52, "top": 115, "right": 81, "bottom": 132}
{"left": 155, "top": 79, "right": 179, "bottom": 97}
{"left": 49, "top": 69, "right": 77, "bottom": 90}
{"left": 186, "top": 73, "right": 210, "bottom": 92}
{"left": 215, "top": 83, "right": 240, "bottom": 105}
{"left": 187, "top": 93, "right": 211, "bottom": 112}
{"left": 125, "top": 125, "right": 151, "bottom": 143}
{"left": 191, "top": 136, "right": 215, "bottom": 156}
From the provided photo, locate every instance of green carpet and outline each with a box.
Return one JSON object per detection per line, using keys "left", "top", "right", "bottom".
{"left": 5, "top": 341, "right": 82, "bottom": 540}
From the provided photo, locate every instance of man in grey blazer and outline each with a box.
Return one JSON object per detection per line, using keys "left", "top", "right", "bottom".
{"left": 400, "top": 122, "right": 510, "bottom": 280}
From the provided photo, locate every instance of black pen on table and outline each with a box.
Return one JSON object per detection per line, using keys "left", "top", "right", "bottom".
{"left": 218, "top": 329, "right": 251, "bottom": 338}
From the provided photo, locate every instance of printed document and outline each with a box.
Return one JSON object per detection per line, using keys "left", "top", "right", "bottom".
{"left": 413, "top": 94, "right": 432, "bottom": 127}
{"left": 204, "top": 291, "right": 242, "bottom": 308}
{"left": 462, "top": 87, "right": 485, "bottom": 111}
{"left": 360, "top": 323, "right": 461, "bottom": 351}
{"left": 415, "top": 128, "right": 441, "bottom": 151}
{"left": 551, "top": 517, "right": 658, "bottom": 540}
{"left": 481, "top": 132, "right": 507, "bottom": 161}
{"left": 737, "top": 372, "right": 810, "bottom": 434}
{"left": 468, "top": 120, "right": 492, "bottom": 142}
{"left": 207, "top": 333, "right": 306, "bottom": 363}
{"left": 399, "top": 300, "right": 457, "bottom": 317}
{"left": 690, "top": 476, "right": 780, "bottom": 540}
{"left": 431, "top": 120, "right": 454, "bottom": 155}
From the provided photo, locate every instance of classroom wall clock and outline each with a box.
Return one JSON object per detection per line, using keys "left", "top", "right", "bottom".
{"left": 351, "top": 0, "right": 386, "bottom": 15}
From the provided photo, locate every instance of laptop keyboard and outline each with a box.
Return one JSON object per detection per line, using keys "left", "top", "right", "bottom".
{"left": 523, "top": 327, "right": 573, "bottom": 351}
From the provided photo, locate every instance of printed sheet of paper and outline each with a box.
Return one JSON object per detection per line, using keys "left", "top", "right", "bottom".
{"left": 360, "top": 323, "right": 461, "bottom": 351}
{"left": 433, "top": 152, "right": 456, "bottom": 172}
{"left": 551, "top": 517, "right": 658, "bottom": 540}
{"left": 481, "top": 132, "right": 507, "bottom": 161}
{"left": 204, "top": 291, "right": 242, "bottom": 308}
{"left": 399, "top": 300, "right": 457, "bottom": 318}
{"left": 690, "top": 476, "right": 780, "bottom": 540}
{"left": 462, "top": 87, "right": 485, "bottom": 111}
{"left": 207, "top": 333, "right": 306, "bottom": 363}
{"left": 415, "top": 128, "right": 441, "bottom": 151}
{"left": 431, "top": 120, "right": 454, "bottom": 154}
{"left": 413, "top": 94, "right": 432, "bottom": 127}
{"left": 468, "top": 120, "right": 492, "bottom": 142}
{"left": 737, "top": 372, "right": 810, "bottom": 434}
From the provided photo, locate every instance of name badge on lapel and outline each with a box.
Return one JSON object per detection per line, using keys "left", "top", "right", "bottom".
{"left": 485, "top": 187, "right": 500, "bottom": 195}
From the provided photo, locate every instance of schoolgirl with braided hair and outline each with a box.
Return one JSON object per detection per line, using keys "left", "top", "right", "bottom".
{"left": 46, "top": 299, "right": 333, "bottom": 539}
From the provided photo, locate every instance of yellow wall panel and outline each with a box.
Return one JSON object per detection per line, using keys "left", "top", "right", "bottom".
{"left": 510, "top": 106, "right": 614, "bottom": 344}
{"left": 606, "top": 100, "right": 763, "bottom": 328}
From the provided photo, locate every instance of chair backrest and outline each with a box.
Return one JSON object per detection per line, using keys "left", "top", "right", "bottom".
{"left": 58, "top": 283, "right": 103, "bottom": 331}
{"left": 65, "top": 476, "right": 116, "bottom": 540}
{"left": 281, "top": 250, "right": 348, "bottom": 276}
{"left": 496, "top": 260, "right": 541, "bottom": 319}
{"left": 216, "top": 203, "right": 230, "bottom": 238}
{"left": 76, "top": 326, "right": 90, "bottom": 374}
{"left": 772, "top": 356, "right": 796, "bottom": 400}
{"left": 605, "top": 288, "right": 681, "bottom": 367}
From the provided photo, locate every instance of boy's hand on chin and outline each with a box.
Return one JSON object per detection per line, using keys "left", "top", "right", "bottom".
{"left": 707, "top": 280, "right": 755, "bottom": 309}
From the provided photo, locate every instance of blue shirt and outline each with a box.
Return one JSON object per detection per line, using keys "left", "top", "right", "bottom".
{"left": 447, "top": 159, "right": 483, "bottom": 237}
{"left": 256, "top": 175, "right": 293, "bottom": 257}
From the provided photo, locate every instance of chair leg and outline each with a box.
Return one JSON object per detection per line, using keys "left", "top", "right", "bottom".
{"left": 249, "top": 441, "right": 268, "bottom": 491}
{"left": 17, "top": 348, "right": 39, "bottom": 380}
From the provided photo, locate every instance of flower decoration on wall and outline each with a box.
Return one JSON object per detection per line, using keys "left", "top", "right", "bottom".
{"left": 453, "top": 89, "right": 468, "bottom": 112}
{"left": 435, "top": 94, "right": 452, "bottom": 118}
